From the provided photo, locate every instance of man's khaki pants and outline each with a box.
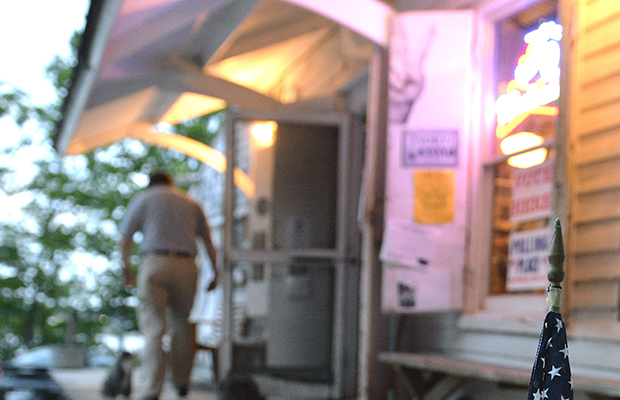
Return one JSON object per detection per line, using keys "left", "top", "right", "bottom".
{"left": 137, "top": 253, "right": 198, "bottom": 398}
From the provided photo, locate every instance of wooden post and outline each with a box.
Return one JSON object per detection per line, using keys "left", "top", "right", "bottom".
{"left": 547, "top": 218, "right": 565, "bottom": 313}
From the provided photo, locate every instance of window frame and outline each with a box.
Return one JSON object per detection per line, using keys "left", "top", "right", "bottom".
{"left": 465, "top": 0, "right": 562, "bottom": 320}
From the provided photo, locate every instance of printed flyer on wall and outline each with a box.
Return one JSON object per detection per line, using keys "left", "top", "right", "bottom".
{"left": 510, "top": 161, "right": 553, "bottom": 223}
{"left": 379, "top": 218, "right": 439, "bottom": 269}
{"left": 506, "top": 226, "right": 552, "bottom": 291}
{"left": 382, "top": 265, "right": 452, "bottom": 313}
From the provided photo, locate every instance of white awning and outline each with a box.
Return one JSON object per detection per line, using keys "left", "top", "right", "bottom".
{"left": 55, "top": 0, "right": 393, "bottom": 155}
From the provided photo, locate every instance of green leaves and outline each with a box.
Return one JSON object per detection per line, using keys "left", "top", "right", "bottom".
{"left": 0, "top": 24, "right": 225, "bottom": 359}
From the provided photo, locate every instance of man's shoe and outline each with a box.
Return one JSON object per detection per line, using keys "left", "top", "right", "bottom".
{"left": 177, "top": 385, "right": 189, "bottom": 398}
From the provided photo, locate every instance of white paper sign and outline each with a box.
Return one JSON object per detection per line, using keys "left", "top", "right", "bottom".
{"left": 403, "top": 130, "right": 458, "bottom": 167}
{"left": 506, "top": 227, "right": 552, "bottom": 291}
{"left": 380, "top": 218, "right": 438, "bottom": 269}
{"left": 382, "top": 266, "right": 452, "bottom": 312}
{"left": 510, "top": 161, "right": 553, "bottom": 222}
{"left": 383, "top": 10, "right": 474, "bottom": 313}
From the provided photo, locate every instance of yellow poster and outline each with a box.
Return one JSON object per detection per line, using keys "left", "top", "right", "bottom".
{"left": 414, "top": 170, "right": 455, "bottom": 224}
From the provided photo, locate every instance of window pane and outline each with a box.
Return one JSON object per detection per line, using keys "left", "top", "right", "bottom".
{"left": 232, "top": 121, "right": 339, "bottom": 250}
{"left": 489, "top": 1, "right": 559, "bottom": 295}
{"left": 227, "top": 260, "right": 334, "bottom": 381}
{"left": 489, "top": 152, "right": 555, "bottom": 294}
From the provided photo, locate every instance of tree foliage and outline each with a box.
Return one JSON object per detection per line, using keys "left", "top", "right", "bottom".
{"left": 0, "top": 31, "right": 223, "bottom": 360}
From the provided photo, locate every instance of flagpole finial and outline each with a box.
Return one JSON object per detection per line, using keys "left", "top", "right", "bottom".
{"left": 547, "top": 218, "right": 565, "bottom": 313}
{"left": 548, "top": 218, "right": 565, "bottom": 284}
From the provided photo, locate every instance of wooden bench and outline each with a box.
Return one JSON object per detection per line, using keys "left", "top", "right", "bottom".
{"left": 379, "top": 352, "right": 620, "bottom": 400}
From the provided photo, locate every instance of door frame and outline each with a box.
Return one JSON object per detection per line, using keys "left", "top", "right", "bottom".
{"left": 219, "top": 108, "right": 359, "bottom": 398}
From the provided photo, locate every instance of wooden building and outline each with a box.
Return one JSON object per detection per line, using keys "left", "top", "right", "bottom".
{"left": 370, "top": 0, "right": 620, "bottom": 399}
{"left": 54, "top": 0, "right": 620, "bottom": 398}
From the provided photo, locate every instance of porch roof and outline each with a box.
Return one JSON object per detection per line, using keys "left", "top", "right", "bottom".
{"left": 53, "top": 0, "right": 393, "bottom": 155}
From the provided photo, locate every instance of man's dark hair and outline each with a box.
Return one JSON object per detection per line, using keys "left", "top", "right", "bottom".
{"left": 218, "top": 373, "right": 264, "bottom": 400}
{"left": 148, "top": 170, "right": 174, "bottom": 187}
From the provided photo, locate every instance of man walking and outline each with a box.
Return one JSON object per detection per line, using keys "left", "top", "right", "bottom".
{"left": 119, "top": 170, "right": 218, "bottom": 400}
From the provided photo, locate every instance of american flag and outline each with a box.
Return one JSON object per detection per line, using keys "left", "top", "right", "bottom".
{"left": 527, "top": 311, "right": 573, "bottom": 400}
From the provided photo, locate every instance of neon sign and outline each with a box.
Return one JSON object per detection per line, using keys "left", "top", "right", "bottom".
{"left": 495, "top": 21, "right": 563, "bottom": 135}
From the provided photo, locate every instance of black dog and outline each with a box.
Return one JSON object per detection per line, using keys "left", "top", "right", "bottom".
{"left": 101, "top": 351, "right": 134, "bottom": 399}
{"left": 218, "top": 373, "right": 265, "bottom": 400}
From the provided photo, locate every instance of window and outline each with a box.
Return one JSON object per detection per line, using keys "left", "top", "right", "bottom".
{"left": 486, "top": 0, "right": 560, "bottom": 296}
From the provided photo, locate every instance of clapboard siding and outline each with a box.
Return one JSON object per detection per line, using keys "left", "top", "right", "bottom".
{"left": 575, "top": 99, "right": 620, "bottom": 136}
{"left": 569, "top": 0, "right": 620, "bottom": 321}
{"left": 573, "top": 251, "right": 620, "bottom": 281}
{"left": 583, "top": 0, "right": 620, "bottom": 30}
{"left": 569, "top": 328, "right": 620, "bottom": 370}
{"left": 579, "top": 71, "right": 620, "bottom": 112}
{"left": 575, "top": 156, "right": 620, "bottom": 193}
{"left": 581, "top": 11, "right": 620, "bottom": 58}
{"left": 576, "top": 48, "right": 620, "bottom": 94}
{"left": 574, "top": 128, "right": 620, "bottom": 165}
{"left": 454, "top": 331, "right": 538, "bottom": 363}
{"left": 573, "top": 219, "right": 620, "bottom": 254}
{"left": 569, "top": 310, "right": 620, "bottom": 341}
{"left": 574, "top": 190, "right": 620, "bottom": 223}
{"left": 571, "top": 280, "right": 619, "bottom": 310}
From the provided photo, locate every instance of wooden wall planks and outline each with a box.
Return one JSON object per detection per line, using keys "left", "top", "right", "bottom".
{"left": 569, "top": 0, "right": 620, "bottom": 321}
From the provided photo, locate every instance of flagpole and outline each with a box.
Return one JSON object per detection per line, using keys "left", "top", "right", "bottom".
{"left": 547, "top": 218, "right": 565, "bottom": 313}
{"left": 526, "top": 217, "right": 573, "bottom": 400}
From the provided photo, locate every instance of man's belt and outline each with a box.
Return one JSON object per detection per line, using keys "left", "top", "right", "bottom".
{"left": 149, "top": 250, "right": 194, "bottom": 258}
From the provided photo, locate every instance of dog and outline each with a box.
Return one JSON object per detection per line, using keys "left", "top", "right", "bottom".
{"left": 101, "top": 351, "right": 134, "bottom": 399}
{"left": 218, "top": 373, "right": 265, "bottom": 400}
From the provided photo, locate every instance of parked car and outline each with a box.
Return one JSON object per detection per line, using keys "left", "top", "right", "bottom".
{"left": 8, "top": 348, "right": 55, "bottom": 369}
{"left": 0, "top": 364, "right": 68, "bottom": 400}
{"left": 9, "top": 346, "right": 116, "bottom": 369}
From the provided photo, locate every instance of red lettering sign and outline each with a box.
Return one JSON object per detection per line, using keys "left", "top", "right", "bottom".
{"left": 510, "top": 161, "right": 553, "bottom": 222}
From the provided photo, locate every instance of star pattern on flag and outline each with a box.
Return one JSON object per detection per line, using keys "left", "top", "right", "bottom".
{"left": 559, "top": 345, "right": 569, "bottom": 359}
{"left": 548, "top": 366, "right": 562, "bottom": 380}
{"left": 546, "top": 338, "right": 553, "bottom": 349}
{"left": 527, "top": 312, "right": 573, "bottom": 400}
